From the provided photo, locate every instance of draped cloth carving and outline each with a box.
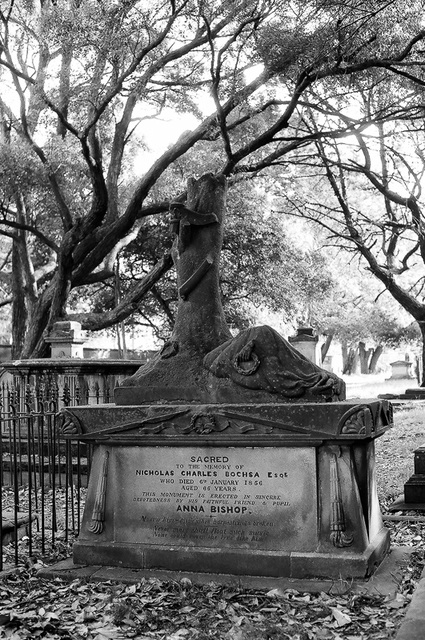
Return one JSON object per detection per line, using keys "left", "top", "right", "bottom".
{"left": 204, "top": 325, "right": 343, "bottom": 401}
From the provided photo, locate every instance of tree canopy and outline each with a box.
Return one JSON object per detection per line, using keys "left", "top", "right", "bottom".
{"left": 1, "top": 0, "right": 425, "bottom": 358}
{"left": 272, "top": 71, "right": 425, "bottom": 379}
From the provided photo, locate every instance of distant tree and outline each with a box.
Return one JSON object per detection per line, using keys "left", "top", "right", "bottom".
{"left": 287, "top": 248, "right": 410, "bottom": 374}
{"left": 274, "top": 84, "right": 425, "bottom": 382}
{"left": 320, "top": 298, "right": 408, "bottom": 374}
{"left": 1, "top": 0, "right": 425, "bottom": 357}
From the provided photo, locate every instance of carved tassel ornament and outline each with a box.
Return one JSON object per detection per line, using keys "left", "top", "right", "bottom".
{"left": 89, "top": 450, "right": 109, "bottom": 535}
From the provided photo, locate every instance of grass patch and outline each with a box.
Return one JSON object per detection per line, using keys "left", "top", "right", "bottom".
{"left": 376, "top": 403, "right": 425, "bottom": 507}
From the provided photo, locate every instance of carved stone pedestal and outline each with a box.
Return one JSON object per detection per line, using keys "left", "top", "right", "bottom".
{"left": 60, "top": 399, "right": 393, "bottom": 580}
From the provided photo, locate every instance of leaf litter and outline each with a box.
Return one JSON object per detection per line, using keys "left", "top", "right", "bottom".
{"left": 1, "top": 403, "right": 425, "bottom": 639}
{"left": 0, "top": 553, "right": 422, "bottom": 640}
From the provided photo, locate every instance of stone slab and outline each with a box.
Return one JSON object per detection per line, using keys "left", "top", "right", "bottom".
{"left": 114, "top": 446, "right": 317, "bottom": 551}
{"left": 404, "top": 388, "right": 425, "bottom": 396}
{"left": 64, "top": 398, "right": 393, "bottom": 581}
{"left": 74, "top": 445, "right": 320, "bottom": 575}
{"left": 38, "top": 546, "right": 412, "bottom": 596}
{"left": 60, "top": 399, "right": 393, "bottom": 445}
{"left": 73, "top": 441, "right": 390, "bottom": 579}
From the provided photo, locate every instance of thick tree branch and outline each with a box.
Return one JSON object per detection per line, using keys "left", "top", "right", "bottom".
{"left": 0, "top": 218, "right": 59, "bottom": 252}
{"left": 69, "top": 252, "right": 173, "bottom": 330}
{"left": 0, "top": 296, "right": 12, "bottom": 308}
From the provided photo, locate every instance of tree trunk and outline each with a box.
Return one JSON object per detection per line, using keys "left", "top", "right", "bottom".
{"left": 11, "top": 241, "right": 27, "bottom": 359}
{"left": 115, "top": 173, "right": 233, "bottom": 402}
{"left": 20, "top": 283, "right": 55, "bottom": 359}
{"left": 57, "top": 42, "right": 73, "bottom": 138}
{"left": 342, "top": 344, "right": 357, "bottom": 375}
{"left": 321, "top": 333, "right": 333, "bottom": 361}
{"left": 420, "top": 322, "right": 425, "bottom": 386}
{"left": 358, "top": 341, "right": 372, "bottom": 374}
{"left": 368, "top": 345, "right": 383, "bottom": 373}
{"left": 171, "top": 173, "right": 232, "bottom": 356}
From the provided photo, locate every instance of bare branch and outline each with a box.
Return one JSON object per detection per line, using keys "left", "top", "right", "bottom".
{"left": 69, "top": 252, "right": 173, "bottom": 330}
{"left": 0, "top": 218, "right": 59, "bottom": 253}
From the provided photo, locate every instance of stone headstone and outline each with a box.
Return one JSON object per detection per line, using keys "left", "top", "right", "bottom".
{"left": 46, "top": 321, "right": 85, "bottom": 359}
{"left": 288, "top": 327, "right": 320, "bottom": 365}
{"left": 58, "top": 174, "right": 393, "bottom": 583}
{"left": 388, "top": 360, "right": 413, "bottom": 379}
{"left": 60, "top": 397, "right": 392, "bottom": 580}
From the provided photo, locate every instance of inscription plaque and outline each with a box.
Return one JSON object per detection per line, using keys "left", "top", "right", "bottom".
{"left": 112, "top": 446, "right": 318, "bottom": 551}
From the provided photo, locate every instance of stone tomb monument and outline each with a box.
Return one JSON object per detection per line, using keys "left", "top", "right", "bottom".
{"left": 59, "top": 175, "right": 393, "bottom": 580}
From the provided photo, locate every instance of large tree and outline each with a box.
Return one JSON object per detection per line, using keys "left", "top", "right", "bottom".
{"left": 1, "top": 0, "right": 425, "bottom": 358}
{"left": 274, "top": 79, "right": 425, "bottom": 382}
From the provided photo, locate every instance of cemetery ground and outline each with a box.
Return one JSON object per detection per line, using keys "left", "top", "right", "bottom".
{"left": 1, "top": 388, "right": 425, "bottom": 639}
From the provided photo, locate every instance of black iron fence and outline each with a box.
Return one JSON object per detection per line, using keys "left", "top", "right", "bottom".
{"left": 0, "top": 359, "right": 140, "bottom": 571}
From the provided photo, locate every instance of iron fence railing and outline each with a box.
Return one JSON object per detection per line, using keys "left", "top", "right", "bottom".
{"left": 0, "top": 358, "right": 140, "bottom": 570}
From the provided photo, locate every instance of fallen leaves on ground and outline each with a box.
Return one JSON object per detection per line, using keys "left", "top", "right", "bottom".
{"left": 1, "top": 404, "right": 425, "bottom": 639}
{"left": 0, "top": 544, "right": 423, "bottom": 640}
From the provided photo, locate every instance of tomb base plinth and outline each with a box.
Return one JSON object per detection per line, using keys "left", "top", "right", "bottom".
{"left": 60, "top": 399, "right": 393, "bottom": 580}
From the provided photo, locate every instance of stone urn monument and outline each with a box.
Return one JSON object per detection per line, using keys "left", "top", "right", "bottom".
{"left": 59, "top": 174, "right": 393, "bottom": 581}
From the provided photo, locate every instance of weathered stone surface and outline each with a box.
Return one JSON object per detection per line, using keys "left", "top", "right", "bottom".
{"left": 66, "top": 399, "right": 392, "bottom": 580}
{"left": 85, "top": 446, "right": 316, "bottom": 550}
{"left": 404, "top": 388, "right": 425, "bottom": 398}
{"left": 45, "top": 321, "right": 85, "bottom": 359}
{"left": 113, "top": 176, "right": 344, "bottom": 407}
{"left": 288, "top": 327, "right": 320, "bottom": 364}
{"left": 413, "top": 446, "right": 425, "bottom": 475}
{"left": 59, "top": 399, "right": 393, "bottom": 445}
{"left": 404, "top": 475, "right": 425, "bottom": 503}
{"left": 203, "top": 326, "right": 343, "bottom": 400}
{"left": 63, "top": 174, "right": 393, "bottom": 581}
{"left": 1, "top": 511, "right": 37, "bottom": 545}
{"left": 115, "top": 326, "right": 345, "bottom": 405}
{"left": 39, "top": 545, "right": 413, "bottom": 593}
{"left": 388, "top": 360, "right": 414, "bottom": 379}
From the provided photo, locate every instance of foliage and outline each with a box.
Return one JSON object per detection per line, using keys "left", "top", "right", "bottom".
{"left": 313, "top": 271, "right": 409, "bottom": 348}
{"left": 0, "top": 568, "right": 408, "bottom": 639}
{"left": 272, "top": 92, "right": 425, "bottom": 378}
{"left": 2, "top": 0, "right": 425, "bottom": 356}
{"left": 104, "top": 180, "right": 335, "bottom": 339}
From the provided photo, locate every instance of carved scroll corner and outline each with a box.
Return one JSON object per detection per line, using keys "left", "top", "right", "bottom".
{"left": 56, "top": 409, "right": 83, "bottom": 437}
{"left": 380, "top": 400, "right": 394, "bottom": 427}
{"left": 338, "top": 406, "right": 373, "bottom": 435}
